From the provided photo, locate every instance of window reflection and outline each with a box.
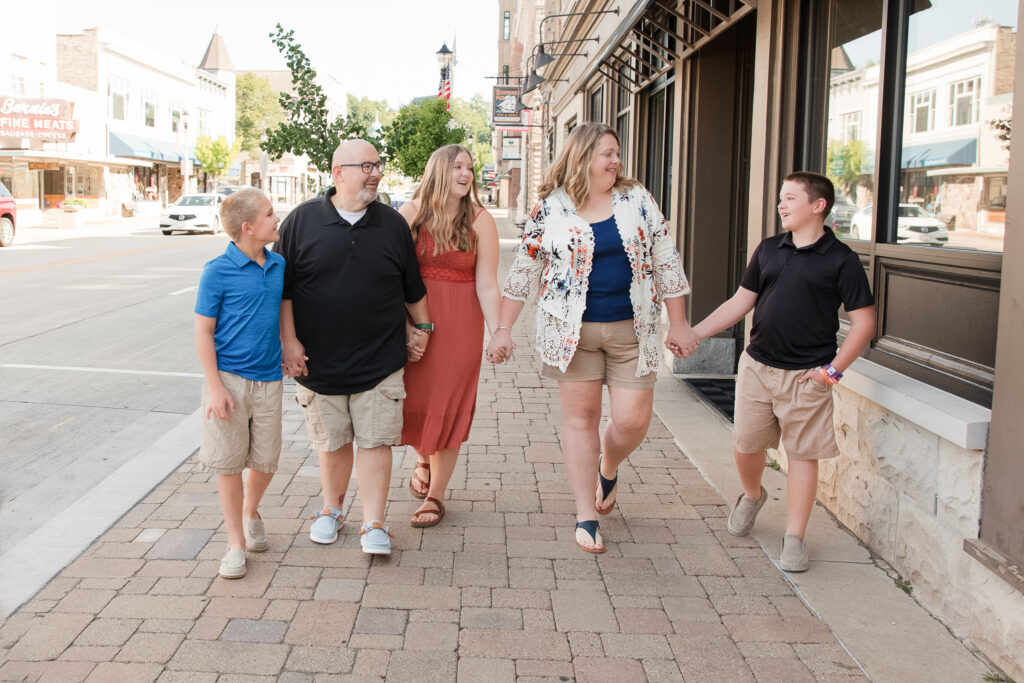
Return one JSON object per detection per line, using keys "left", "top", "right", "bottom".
{"left": 826, "top": 0, "right": 883, "bottom": 241}
{"left": 899, "top": 1, "right": 1016, "bottom": 252}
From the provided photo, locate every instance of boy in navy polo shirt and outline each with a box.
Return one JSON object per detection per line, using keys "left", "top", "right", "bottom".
{"left": 195, "top": 188, "right": 284, "bottom": 579}
{"left": 690, "top": 172, "right": 875, "bottom": 572}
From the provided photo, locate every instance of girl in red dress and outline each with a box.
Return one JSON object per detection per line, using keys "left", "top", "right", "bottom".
{"left": 398, "top": 145, "right": 502, "bottom": 527}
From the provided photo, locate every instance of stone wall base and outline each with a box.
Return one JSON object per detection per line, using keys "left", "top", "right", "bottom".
{"left": 769, "top": 386, "right": 1023, "bottom": 680}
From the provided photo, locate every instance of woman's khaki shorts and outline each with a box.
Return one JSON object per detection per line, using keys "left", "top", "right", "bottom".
{"left": 541, "top": 320, "right": 656, "bottom": 390}
{"left": 200, "top": 371, "right": 283, "bottom": 475}
{"left": 733, "top": 352, "right": 840, "bottom": 460}
{"left": 294, "top": 368, "right": 406, "bottom": 452}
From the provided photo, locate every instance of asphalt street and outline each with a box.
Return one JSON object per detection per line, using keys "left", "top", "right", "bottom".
{"left": 0, "top": 216, "right": 284, "bottom": 557}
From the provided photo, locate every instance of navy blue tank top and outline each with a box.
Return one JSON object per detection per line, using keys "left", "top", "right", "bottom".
{"left": 582, "top": 215, "right": 634, "bottom": 322}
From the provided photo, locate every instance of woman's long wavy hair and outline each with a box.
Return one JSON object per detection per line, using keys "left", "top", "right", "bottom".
{"left": 538, "top": 122, "right": 638, "bottom": 208}
{"left": 410, "top": 144, "right": 482, "bottom": 254}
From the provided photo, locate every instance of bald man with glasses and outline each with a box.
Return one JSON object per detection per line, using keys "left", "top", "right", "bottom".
{"left": 275, "top": 139, "right": 431, "bottom": 555}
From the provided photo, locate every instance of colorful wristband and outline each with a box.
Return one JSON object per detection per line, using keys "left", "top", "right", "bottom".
{"left": 824, "top": 363, "right": 843, "bottom": 381}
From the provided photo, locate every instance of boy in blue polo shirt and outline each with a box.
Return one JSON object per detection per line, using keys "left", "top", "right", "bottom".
{"left": 195, "top": 188, "right": 284, "bottom": 579}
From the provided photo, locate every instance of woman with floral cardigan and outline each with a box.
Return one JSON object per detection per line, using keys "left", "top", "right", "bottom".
{"left": 487, "top": 122, "right": 698, "bottom": 553}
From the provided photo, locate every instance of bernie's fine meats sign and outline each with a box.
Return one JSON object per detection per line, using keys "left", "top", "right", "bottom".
{"left": 0, "top": 96, "right": 78, "bottom": 142}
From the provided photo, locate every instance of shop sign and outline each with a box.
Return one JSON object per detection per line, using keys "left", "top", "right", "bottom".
{"left": 502, "top": 137, "right": 523, "bottom": 161}
{"left": 493, "top": 85, "right": 525, "bottom": 128}
{"left": 28, "top": 162, "right": 60, "bottom": 170}
{"left": 0, "top": 96, "right": 78, "bottom": 142}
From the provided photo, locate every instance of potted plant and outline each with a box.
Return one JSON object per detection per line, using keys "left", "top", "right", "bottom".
{"left": 60, "top": 197, "right": 88, "bottom": 229}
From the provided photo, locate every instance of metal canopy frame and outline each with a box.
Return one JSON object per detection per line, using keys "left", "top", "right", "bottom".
{"left": 585, "top": 0, "right": 754, "bottom": 94}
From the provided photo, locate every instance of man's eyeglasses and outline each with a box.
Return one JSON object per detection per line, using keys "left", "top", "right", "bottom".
{"left": 335, "top": 161, "right": 385, "bottom": 174}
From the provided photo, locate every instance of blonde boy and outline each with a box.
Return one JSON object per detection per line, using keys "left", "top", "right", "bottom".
{"left": 690, "top": 172, "right": 875, "bottom": 571}
{"left": 195, "top": 189, "right": 284, "bottom": 579}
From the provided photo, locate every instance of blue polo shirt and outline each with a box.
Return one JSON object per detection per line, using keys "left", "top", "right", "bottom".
{"left": 195, "top": 242, "right": 285, "bottom": 381}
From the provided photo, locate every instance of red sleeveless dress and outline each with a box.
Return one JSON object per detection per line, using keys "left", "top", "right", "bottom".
{"left": 402, "top": 229, "right": 484, "bottom": 453}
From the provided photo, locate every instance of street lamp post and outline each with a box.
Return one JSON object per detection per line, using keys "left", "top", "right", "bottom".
{"left": 259, "top": 131, "right": 269, "bottom": 196}
{"left": 181, "top": 111, "right": 193, "bottom": 196}
{"left": 436, "top": 42, "right": 454, "bottom": 108}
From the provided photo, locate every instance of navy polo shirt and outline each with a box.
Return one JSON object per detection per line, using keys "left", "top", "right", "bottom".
{"left": 583, "top": 215, "right": 634, "bottom": 322}
{"left": 740, "top": 228, "right": 873, "bottom": 370}
{"left": 273, "top": 189, "right": 427, "bottom": 395}
{"left": 195, "top": 242, "right": 285, "bottom": 382}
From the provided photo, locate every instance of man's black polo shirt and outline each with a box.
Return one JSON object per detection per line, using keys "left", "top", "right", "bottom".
{"left": 740, "top": 228, "right": 873, "bottom": 370}
{"left": 274, "top": 188, "right": 427, "bottom": 395}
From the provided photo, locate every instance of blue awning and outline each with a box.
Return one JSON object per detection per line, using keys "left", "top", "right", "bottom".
{"left": 108, "top": 131, "right": 196, "bottom": 163}
{"left": 901, "top": 138, "right": 977, "bottom": 169}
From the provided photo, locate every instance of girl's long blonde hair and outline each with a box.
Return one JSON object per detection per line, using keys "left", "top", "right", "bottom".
{"left": 410, "top": 144, "right": 482, "bottom": 254}
{"left": 538, "top": 122, "right": 638, "bottom": 208}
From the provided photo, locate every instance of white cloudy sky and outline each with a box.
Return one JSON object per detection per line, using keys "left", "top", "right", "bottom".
{"left": 56, "top": 0, "right": 499, "bottom": 107}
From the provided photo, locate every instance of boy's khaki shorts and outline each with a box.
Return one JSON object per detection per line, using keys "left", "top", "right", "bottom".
{"left": 733, "top": 352, "right": 840, "bottom": 460}
{"left": 294, "top": 368, "right": 405, "bottom": 452}
{"left": 200, "top": 371, "right": 283, "bottom": 475}
{"left": 541, "top": 320, "right": 657, "bottom": 390}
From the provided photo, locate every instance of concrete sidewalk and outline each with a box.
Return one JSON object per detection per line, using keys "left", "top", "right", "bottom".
{"left": 0, "top": 211, "right": 990, "bottom": 681}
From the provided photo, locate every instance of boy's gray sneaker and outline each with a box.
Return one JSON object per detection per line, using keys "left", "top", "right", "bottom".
{"left": 244, "top": 517, "right": 269, "bottom": 552}
{"left": 780, "top": 534, "right": 809, "bottom": 572}
{"left": 727, "top": 485, "right": 768, "bottom": 536}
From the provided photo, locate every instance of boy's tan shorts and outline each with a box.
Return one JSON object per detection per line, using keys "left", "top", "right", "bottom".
{"left": 294, "top": 368, "right": 406, "bottom": 452}
{"left": 733, "top": 352, "right": 840, "bottom": 460}
{"left": 200, "top": 371, "right": 283, "bottom": 475}
{"left": 541, "top": 320, "right": 657, "bottom": 390}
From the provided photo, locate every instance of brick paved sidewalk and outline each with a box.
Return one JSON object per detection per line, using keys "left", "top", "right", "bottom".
{"left": 0, "top": 213, "right": 866, "bottom": 682}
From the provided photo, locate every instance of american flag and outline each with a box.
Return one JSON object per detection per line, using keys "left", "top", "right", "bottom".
{"left": 437, "top": 65, "right": 451, "bottom": 110}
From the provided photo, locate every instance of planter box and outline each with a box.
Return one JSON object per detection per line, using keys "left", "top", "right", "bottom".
{"left": 59, "top": 209, "right": 86, "bottom": 229}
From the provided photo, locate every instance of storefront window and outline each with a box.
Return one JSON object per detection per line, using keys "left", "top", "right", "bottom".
{"left": 0, "top": 163, "right": 40, "bottom": 205}
{"left": 143, "top": 90, "right": 157, "bottom": 128}
{"left": 589, "top": 85, "right": 604, "bottom": 123}
{"left": 615, "top": 71, "right": 632, "bottom": 174}
{"left": 898, "top": 1, "right": 1016, "bottom": 253}
{"left": 645, "top": 81, "right": 674, "bottom": 219}
{"left": 825, "top": 0, "right": 882, "bottom": 242}
{"left": 109, "top": 76, "right": 127, "bottom": 121}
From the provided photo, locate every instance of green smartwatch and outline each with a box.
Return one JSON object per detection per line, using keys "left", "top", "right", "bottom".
{"left": 415, "top": 322, "right": 434, "bottom": 334}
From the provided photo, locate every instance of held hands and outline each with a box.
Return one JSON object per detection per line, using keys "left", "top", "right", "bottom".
{"left": 485, "top": 328, "right": 515, "bottom": 364}
{"left": 665, "top": 323, "right": 701, "bottom": 359}
{"left": 407, "top": 326, "right": 429, "bottom": 362}
{"left": 282, "top": 338, "right": 309, "bottom": 377}
{"left": 206, "top": 384, "right": 235, "bottom": 420}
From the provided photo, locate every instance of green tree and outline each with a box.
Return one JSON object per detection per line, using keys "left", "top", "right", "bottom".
{"left": 195, "top": 134, "right": 241, "bottom": 183}
{"left": 989, "top": 116, "right": 1011, "bottom": 151}
{"left": 449, "top": 94, "right": 494, "bottom": 174}
{"left": 388, "top": 98, "right": 465, "bottom": 179}
{"left": 262, "top": 25, "right": 388, "bottom": 173}
{"left": 347, "top": 94, "right": 397, "bottom": 131}
{"left": 826, "top": 139, "right": 864, "bottom": 193}
{"left": 235, "top": 73, "right": 284, "bottom": 154}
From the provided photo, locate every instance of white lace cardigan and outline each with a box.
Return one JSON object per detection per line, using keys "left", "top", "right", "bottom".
{"left": 503, "top": 185, "right": 691, "bottom": 376}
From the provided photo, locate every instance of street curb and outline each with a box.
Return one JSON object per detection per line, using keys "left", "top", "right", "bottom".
{"left": 0, "top": 408, "right": 202, "bottom": 619}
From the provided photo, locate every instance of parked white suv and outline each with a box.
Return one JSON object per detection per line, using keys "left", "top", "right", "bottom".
{"left": 160, "top": 194, "right": 224, "bottom": 235}
{"left": 849, "top": 203, "right": 949, "bottom": 246}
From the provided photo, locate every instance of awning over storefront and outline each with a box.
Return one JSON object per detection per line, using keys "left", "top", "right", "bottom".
{"left": 580, "top": 0, "right": 755, "bottom": 94}
{"left": 108, "top": 131, "right": 196, "bottom": 164}
{"left": 902, "top": 138, "right": 977, "bottom": 169}
{"left": 0, "top": 149, "right": 150, "bottom": 168}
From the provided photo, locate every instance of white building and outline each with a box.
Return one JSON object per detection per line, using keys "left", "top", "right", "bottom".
{"left": 0, "top": 9, "right": 239, "bottom": 228}
{"left": 828, "top": 23, "right": 1014, "bottom": 237}
{"left": 58, "top": 28, "right": 237, "bottom": 210}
